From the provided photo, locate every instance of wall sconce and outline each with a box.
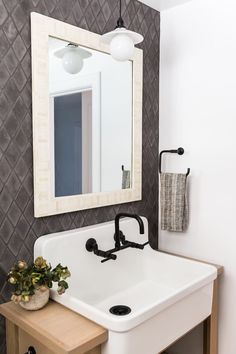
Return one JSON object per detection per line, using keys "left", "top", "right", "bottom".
{"left": 101, "top": 0, "right": 143, "bottom": 62}
{"left": 54, "top": 43, "right": 92, "bottom": 74}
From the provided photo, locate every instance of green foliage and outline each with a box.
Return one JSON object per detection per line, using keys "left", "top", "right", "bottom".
{"left": 7, "top": 257, "right": 71, "bottom": 303}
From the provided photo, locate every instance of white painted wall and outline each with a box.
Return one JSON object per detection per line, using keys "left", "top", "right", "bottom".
{"left": 140, "top": 0, "right": 192, "bottom": 11}
{"left": 159, "top": 1, "right": 236, "bottom": 353}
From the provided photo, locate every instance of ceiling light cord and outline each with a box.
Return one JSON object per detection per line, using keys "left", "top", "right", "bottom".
{"left": 116, "top": 0, "right": 125, "bottom": 28}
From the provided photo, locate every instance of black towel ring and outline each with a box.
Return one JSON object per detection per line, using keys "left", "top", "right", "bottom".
{"left": 159, "top": 147, "right": 190, "bottom": 176}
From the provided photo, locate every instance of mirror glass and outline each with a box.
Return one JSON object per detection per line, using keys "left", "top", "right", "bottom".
{"left": 48, "top": 37, "right": 133, "bottom": 197}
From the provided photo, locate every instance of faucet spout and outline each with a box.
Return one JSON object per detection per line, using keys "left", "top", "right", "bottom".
{"left": 114, "top": 213, "right": 145, "bottom": 248}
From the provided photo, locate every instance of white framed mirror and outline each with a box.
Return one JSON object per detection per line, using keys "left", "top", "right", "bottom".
{"left": 31, "top": 12, "right": 143, "bottom": 217}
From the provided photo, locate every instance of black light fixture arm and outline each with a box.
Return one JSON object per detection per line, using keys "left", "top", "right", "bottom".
{"left": 159, "top": 147, "right": 190, "bottom": 176}
{"left": 116, "top": 0, "right": 125, "bottom": 28}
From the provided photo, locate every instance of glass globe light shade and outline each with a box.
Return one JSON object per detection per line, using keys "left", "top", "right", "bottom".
{"left": 110, "top": 34, "right": 134, "bottom": 61}
{"left": 62, "top": 48, "right": 83, "bottom": 74}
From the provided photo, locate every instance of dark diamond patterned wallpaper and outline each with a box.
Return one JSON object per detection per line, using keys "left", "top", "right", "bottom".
{"left": 0, "top": 0, "right": 160, "bottom": 352}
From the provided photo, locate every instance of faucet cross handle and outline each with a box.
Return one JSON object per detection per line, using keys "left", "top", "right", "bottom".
{"left": 101, "top": 254, "right": 117, "bottom": 263}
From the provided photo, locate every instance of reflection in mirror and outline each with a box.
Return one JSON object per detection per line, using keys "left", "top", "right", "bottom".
{"left": 48, "top": 37, "right": 133, "bottom": 197}
{"left": 54, "top": 91, "right": 92, "bottom": 197}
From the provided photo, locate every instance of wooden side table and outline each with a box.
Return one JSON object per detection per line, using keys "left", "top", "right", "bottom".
{"left": 0, "top": 301, "right": 108, "bottom": 354}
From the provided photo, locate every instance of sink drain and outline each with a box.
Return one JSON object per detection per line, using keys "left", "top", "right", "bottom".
{"left": 109, "top": 305, "right": 131, "bottom": 316}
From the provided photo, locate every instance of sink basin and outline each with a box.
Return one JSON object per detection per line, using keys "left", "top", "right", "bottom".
{"left": 34, "top": 217, "right": 217, "bottom": 354}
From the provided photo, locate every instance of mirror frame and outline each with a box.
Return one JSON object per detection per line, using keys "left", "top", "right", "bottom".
{"left": 31, "top": 12, "right": 143, "bottom": 217}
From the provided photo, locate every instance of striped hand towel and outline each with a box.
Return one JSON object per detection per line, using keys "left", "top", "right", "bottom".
{"left": 122, "top": 169, "right": 131, "bottom": 189}
{"left": 160, "top": 173, "right": 189, "bottom": 232}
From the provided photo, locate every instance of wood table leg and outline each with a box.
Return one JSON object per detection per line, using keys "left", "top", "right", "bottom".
{"left": 203, "top": 279, "right": 219, "bottom": 354}
{"left": 86, "top": 347, "right": 101, "bottom": 354}
{"left": 6, "top": 319, "right": 19, "bottom": 354}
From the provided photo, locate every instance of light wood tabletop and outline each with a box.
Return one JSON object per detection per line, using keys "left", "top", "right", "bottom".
{"left": 0, "top": 301, "right": 108, "bottom": 354}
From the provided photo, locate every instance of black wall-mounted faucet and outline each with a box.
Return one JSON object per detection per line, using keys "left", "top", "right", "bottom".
{"left": 114, "top": 213, "right": 145, "bottom": 249}
{"left": 85, "top": 213, "right": 148, "bottom": 263}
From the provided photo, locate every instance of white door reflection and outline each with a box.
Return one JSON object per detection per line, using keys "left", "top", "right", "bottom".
{"left": 52, "top": 90, "right": 92, "bottom": 197}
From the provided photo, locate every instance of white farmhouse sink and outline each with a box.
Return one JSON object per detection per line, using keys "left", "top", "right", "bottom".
{"left": 34, "top": 217, "right": 217, "bottom": 354}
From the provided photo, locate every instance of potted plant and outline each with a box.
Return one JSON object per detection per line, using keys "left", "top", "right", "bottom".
{"left": 7, "top": 257, "right": 71, "bottom": 310}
